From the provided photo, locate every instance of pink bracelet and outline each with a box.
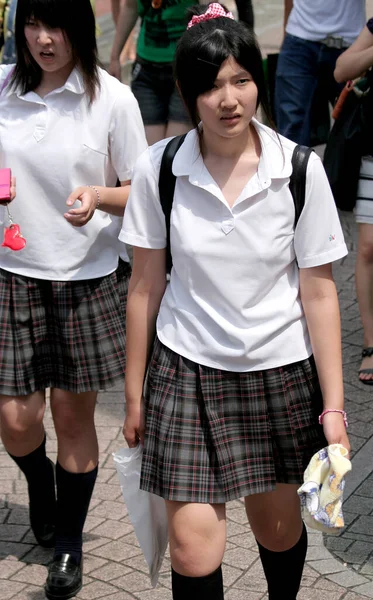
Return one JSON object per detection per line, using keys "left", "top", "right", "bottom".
{"left": 318, "top": 409, "right": 348, "bottom": 428}
{"left": 87, "top": 185, "right": 100, "bottom": 209}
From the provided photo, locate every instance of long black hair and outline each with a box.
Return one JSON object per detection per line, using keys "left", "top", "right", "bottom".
{"left": 12, "top": 0, "right": 99, "bottom": 103}
{"left": 175, "top": 4, "right": 273, "bottom": 129}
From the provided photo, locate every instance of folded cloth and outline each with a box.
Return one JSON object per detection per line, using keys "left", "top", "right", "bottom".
{"left": 297, "top": 444, "right": 351, "bottom": 533}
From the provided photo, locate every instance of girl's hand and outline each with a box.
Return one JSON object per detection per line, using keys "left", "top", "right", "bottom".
{"left": 123, "top": 400, "right": 145, "bottom": 448}
{"left": 10, "top": 176, "right": 16, "bottom": 202}
{"left": 64, "top": 186, "right": 99, "bottom": 227}
{"left": 322, "top": 412, "right": 350, "bottom": 458}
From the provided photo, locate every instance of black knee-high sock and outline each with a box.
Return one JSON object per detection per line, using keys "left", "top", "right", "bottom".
{"left": 54, "top": 462, "right": 98, "bottom": 563}
{"left": 257, "top": 523, "right": 307, "bottom": 600}
{"left": 9, "top": 436, "right": 56, "bottom": 524}
{"left": 171, "top": 566, "right": 224, "bottom": 600}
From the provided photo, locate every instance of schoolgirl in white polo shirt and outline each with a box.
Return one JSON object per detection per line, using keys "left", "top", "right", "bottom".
{"left": 0, "top": 1, "right": 146, "bottom": 599}
{"left": 121, "top": 5, "right": 350, "bottom": 600}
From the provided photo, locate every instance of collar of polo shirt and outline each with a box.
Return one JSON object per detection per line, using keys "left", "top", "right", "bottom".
{"left": 172, "top": 118, "right": 293, "bottom": 190}
{"left": 3, "top": 67, "right": 86, "bottom": 100}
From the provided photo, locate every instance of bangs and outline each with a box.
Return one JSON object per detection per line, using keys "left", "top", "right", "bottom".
{"left": 175, "top": 16, "right": 271, "bottom": 130}
{"left": 177, "top": 21, "right": 260, "bottom": 100}
{"left": 192, "top": 30, "right": 231, "bottom": 94}
{"left": 18, "top": 0, "right": 72, "bottom": 30}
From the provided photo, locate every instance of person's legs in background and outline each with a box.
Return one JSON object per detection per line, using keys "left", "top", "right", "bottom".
{"left": 275, "top": 34, "right": 319, "bottom": 145}
{"left": 309, "top": 44, "right": 345, "bottom": 146}
{"left": 132, "top": 60, "right": 191, "bottom": 144}
{"left": 355, "top": 222, "right": 373, "bottom": 383}
{"left": 1, "top": 0, "right": 17, "bottom": 64}
{"left": 166, "top": 84, "right": 192, "bottom": 139}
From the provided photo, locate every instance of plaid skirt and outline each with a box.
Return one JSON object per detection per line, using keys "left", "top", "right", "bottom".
{"left": 0, "top": 260, "right": 131, "bottom": 396}
{"left": 140, "top": 338, "right": 327, "bottom": 503}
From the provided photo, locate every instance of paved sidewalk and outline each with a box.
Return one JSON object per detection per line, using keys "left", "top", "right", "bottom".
{"left": 2, "top": 2, "right": 373, "bottom": 599}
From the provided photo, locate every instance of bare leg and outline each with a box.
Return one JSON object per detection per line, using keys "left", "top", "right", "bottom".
{"left": 50, "top": 388, "right": 98, "bottom": 472}
{"left": 0, "top": 391, "right": 46, "bottom": 456}
{"left": 145, "top": 124, "right": 168, "bottom": 145}
{"left": 166, "top": 501, "right": 226, "bottom": 577}
{"left": 166, "top": 121, "right": 192, "bottom": 139}
{"left": 0, "top": 391, "right": 55, "bottom": 547}
{"left": 355, "top": 223, "right": 373, "bottom": 382}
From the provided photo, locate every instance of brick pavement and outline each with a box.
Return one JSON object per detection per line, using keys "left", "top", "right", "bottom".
{"left": 2, "top": 1, "right": 373, "bottom": 599}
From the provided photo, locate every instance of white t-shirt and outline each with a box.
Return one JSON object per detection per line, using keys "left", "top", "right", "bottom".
{"left": 120, "top": 120, "right": 347, "bottom": 372}
{"left": 286, "top": 0, "right": 366, "bottom": 45}
{"left": 0, "top": 66, "right": 147, "bottom": 280}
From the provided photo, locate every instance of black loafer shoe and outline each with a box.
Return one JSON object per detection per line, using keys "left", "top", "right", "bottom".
{"left": 45, "top": 554, "right": 83, "bottom": 600}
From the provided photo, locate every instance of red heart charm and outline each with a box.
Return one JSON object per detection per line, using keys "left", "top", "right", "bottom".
{"left": 2, "top": 224, "right": 26, "bottom": 251}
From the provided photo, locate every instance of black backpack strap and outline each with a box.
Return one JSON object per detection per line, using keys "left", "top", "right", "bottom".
{"left": 289, "top": 144, "right": 314, "bottom": 229}
{"left": 158, "top": 134, "right": 187, "bottom": 273}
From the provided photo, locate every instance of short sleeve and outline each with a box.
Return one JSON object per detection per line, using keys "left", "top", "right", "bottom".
{"left": 119, "top": 148, "right": 167, "bottom": 249}
{"left": 109, "top": 85, "right": 147, "bottom": 182}
{"left": 294, "top": 153, "right": 348, "bottom": 268}
{"left": 367, "top": 18, "right": 373, "bottom": 35}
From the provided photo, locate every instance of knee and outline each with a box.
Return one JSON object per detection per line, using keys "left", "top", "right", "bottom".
{"left": 0, "top": 402, "right": 44, "bottom": 443}
{"left": 170, "top": 530, "right": 224, "bottom": 577}
{"left": 255, "top": 520, "right": 303, "bottom": 552}
{"left": 359, "top": 240, "right": 373, "bottom": 264}
{"left": 53, "top": 412, "right": 87, "bottom": 441}
{"left": 51, "top": 391, "right": 95, "bottom": 442}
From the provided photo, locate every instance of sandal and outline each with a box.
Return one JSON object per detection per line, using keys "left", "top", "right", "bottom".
{"left": 359, "top": 347, "right": 373, "bottom": 385}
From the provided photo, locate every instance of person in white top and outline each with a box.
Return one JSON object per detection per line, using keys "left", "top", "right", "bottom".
{"left": 275, "top": 0, "right": 366, "bottom": 145}
{"left": 0, "top": 1, "right": 147, "bottom": 599}
{"left": 120, "top": 4, "right": 350, "bottom": 599}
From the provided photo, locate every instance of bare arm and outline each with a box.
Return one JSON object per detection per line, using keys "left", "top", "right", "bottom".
{"left": 111, "top": 0, "right": 122, "bottom": 24}
{"left": 284, "top": 0, "right": 293, "bottom": 30}
{"left": 300, "top": 264, "right": 350, "bottom": 452}
{"left": 334, "top": 24, "right": 373, "bottom": 82}
{"left": 109, "top": 0, "right": 139, "bottom": 79}
{"left": 124, "top": 247, "right": 167, "bottom": 446}
{"left": 64, "top": 180, "right": 131, "bottom": 226}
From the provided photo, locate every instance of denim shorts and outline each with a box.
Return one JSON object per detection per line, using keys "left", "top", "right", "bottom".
{"left": 131, "top": 58, "right": 190, "bottom": 126}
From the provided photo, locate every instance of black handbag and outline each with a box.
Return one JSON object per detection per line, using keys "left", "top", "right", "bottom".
{"left": 323, "top": 73, "right": 373, "bottom": 212}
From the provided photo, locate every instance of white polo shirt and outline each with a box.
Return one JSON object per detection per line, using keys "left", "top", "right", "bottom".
{"left": 0, "top": 65, "right": 147, "bottom": 281}
{"left": 120, "top": 121, "right": 347, "bottom": 372}
{"left": 286, "top": 0, "right": 366, "bottom": 45}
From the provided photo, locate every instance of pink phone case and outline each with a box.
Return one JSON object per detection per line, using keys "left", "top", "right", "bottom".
{"left": 0, "top": 168, "right": 11, "bottom": 203}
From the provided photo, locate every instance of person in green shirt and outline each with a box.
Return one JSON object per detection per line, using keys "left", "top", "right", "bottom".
{"left": 110, "top": 0, "right": 193, "bottom": 144}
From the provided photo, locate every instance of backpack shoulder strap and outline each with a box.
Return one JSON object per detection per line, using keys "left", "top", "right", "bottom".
{"left": 289, "top": 144, "right": 314, "bottom": 229}
{"left": 158, "top": 133, "right": 187, "bottom": 273}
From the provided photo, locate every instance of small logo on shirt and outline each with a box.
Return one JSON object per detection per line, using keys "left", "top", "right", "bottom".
{"left": 329, "top": 234, "right": 336, "bottom": 242}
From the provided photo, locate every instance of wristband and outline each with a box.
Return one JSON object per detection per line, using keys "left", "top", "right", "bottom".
{"left": 318, "top": 409, "right": 348, "bottom": 428}
{"left": 87, "top": 185, "right": 100, "bottom": 209}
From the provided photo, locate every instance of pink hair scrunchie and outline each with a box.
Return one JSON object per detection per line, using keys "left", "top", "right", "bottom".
{"left": 187, "top": 3, "right": 234, "bottom": 30}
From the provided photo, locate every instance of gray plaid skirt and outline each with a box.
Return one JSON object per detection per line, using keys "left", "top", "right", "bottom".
{"left": 140, "top": 338, "right": 327, "bottom": 503}
{"left": 0, "top": 259, "right": 131, "bottom": 396}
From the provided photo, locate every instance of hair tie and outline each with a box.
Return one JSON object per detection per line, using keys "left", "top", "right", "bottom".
{"left": 187, "top": 3, "right": 234, "bottom": 30}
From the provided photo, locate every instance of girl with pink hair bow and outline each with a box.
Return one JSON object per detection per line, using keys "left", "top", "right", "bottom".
{"left": 121, "top": 4, "right": 349, "bottom": 599}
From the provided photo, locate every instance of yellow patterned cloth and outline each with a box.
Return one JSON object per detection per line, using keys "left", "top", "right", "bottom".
{"left": 297, "top": 444, "right": 351, "bottom": 533}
